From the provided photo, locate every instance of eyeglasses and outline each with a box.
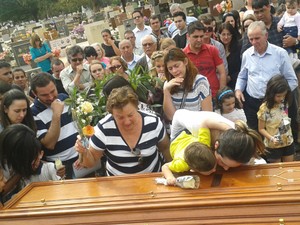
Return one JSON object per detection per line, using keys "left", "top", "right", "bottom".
{"left": 110, "top": 65, "right": 122, "bottom": 71}
{"left": 132, "top": 147, "right": 144, "bottom": 167}
{"left": 133, "top": 16, "right": 141, "bottom": 20}
{"left": 71, "top": 58, "right": 84, "bottom": 62}
{"left": 142, "top": 42, "right": 154, "bottom": 47}
{"left": 204, "top": 27, "right": 213, "bottom": 33}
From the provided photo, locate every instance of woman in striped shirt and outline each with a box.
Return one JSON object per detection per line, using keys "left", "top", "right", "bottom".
{"left": 75, "top": 86, "right": 171, "bottom": 176}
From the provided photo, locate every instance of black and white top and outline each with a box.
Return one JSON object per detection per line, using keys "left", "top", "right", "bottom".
{"left": 90, "top": 111, "right": 165, "bottom": 176}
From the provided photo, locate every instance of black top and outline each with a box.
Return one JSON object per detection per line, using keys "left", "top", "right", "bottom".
{"left": 101, "top": 41, "right": 120, "bottom": 57}
{"left": 227, "top": 41, "right": 242, "bottom": 90}
{"left": 173, "top": 31, "right": 187, "bottom": 49}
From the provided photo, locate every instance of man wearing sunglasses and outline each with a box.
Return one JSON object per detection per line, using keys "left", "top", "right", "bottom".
{"left": 60, "top": 45, "right": 92, "bottom": 94}
{"left": 199, "top": 13, "right": 228, "bottom": 76}
{"left": 132, "top": 10, "right": 152, "bottom": 49}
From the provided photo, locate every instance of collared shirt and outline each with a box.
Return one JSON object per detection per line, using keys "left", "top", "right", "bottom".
{"left": 168, "top": 16, "right": 198, "bottom": 38}
{"left": 183, "top": 44, "right": 223, "bottom": 97}
{"left": 236, "top": 42, "right": 298, "bottom": 99}
{"left": 31, "top": 93, "right": 78, "bottom": 162}
{"left": 133, "top": 25, "right": 152, "bottom": 48}
{"left": 60, "top": 64, "right": 92, "bottom": 94}
{"left": 121, "top": 54, "right": 141, "bottom": 70}
{"left": 241, "top": 16, "right": 283, "bottom": 54}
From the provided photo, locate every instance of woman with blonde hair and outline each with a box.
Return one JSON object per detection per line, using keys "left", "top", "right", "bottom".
{"left": 29, "top": 33, "right": 53, "bottom": 73}
{"left": 91, "top": 43, "right": 110, "bottom": 67}
{"left": 159, "top": 38, "right": 176, "bottom": 53}
{"left": 150, "top": 51, "right": 166, "bottom": 82}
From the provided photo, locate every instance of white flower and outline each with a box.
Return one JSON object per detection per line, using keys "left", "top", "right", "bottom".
{"left": 80, "top": 101, "right": 94, "bottom": 113}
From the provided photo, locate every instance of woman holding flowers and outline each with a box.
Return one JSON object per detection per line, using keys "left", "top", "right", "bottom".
{"left": 29, "top": 34, "right": 53, "bottom": 73}
{"left": 75, "top": 86, "right": 171, "bottom": 176}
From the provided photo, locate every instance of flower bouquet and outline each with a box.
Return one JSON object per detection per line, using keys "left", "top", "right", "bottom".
{"left": 22, "top": 53, "right": 32, "bottom": 65}
{"left": 214, "top": 0, "right": 232, "bottom": 14}
{"left": 52, "top": 48, "right": 61, "bottom": 58}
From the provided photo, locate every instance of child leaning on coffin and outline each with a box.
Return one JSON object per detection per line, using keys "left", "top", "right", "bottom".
{"left": 162, "top": 109, "right": 266, "bottom": 185}
{"left": 162, "top": 110, "right": 233, "bottom": 185}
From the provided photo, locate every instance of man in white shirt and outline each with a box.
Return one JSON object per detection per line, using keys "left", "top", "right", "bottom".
{"left": 119, "top": 39, "right": 141, "bottom": 70}
{"left": 132, "top": 10, "right": 152, "bottom": 49}
{"left": 60, "top": 45, "right": 92, "bottom": 94}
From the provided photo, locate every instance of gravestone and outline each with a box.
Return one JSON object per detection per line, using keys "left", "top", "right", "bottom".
{"left": 10, "top": 40, "right": 31, "bottom": 66}
{"left": 84, "top": 21, "right": 109, "bottom": 45}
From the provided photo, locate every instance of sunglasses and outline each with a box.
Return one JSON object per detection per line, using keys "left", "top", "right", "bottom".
{"left": 110, "top": 65, "right": 122, "bottom": 71}
{"left": 132, "top": 147, "right": 144, "bottom": 167}
{"left": 71, "top": 58, "right": 84, "bottom": 62}
{"left": 204, "top": 27, "right": 213, "bottom": 33}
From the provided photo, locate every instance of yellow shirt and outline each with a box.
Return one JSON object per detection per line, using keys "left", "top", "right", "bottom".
{"left": 169, "top": 128, "right": 211, "bottom": 173}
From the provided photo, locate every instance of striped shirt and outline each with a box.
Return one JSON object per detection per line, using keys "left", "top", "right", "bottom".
{"left": 31, "top": 93, "right": 78, "bottom": 162}
{"left": 171, "top": 74, "right": 211, "bottom": 111}
{"left": 90, "top": 111, "right": 165, "bottom": 176}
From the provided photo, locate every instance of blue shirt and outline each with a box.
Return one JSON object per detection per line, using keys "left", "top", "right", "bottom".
{"left": 236, "top": 42, "right": 298, "bottom": 99}
{"left": 30, "top": 43, "right": 52, "bottom": 72}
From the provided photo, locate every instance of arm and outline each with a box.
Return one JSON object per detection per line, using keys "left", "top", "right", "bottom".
{"left": 157, "top": 134, "right": 172, "bottom": 162}
{"left": 201, "top": 95, "right": 213, "bottom": 111}
{"left": 163, "top": 78, "right": 184, "bottom": 121}
{"left": 216, "top": 63, "right": 227, "bottom": 90}
{"left": 111, "top": 41, "right": 121, "bottom": 56}
{"left": 75, "top": 136, "right": 103, "bottom": 168}
{"left": 40, "top": 100, "right": 64, "bottom": 150}
{"left": 33, "top": 52, "right": 53, "bottom": 63}
{"left": 258, "top": 119, "right": 279, "bottom": 145}
{"left": 280, "top": 51, "right": 298, "bottom": 91}
{"left": 162, "top": 162, "right": 176, "bottom": 185}
{"left": 235, "top": 54, "right": 248, "bottom": 106}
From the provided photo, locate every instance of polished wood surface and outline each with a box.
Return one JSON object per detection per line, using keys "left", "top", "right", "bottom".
{"left": 1, "top": 162, "right": 300, "bottom": 224}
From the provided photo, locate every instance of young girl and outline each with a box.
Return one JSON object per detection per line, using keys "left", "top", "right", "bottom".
{"left": 277, "top": 0, "right": 300, "bottom": 68}
{"left": 257, "top": 75, "right": 294, "bottom": 163}
{"left": 89, "top": 60, "right": 106, "bottom": 81}
{"left": 151, "top": 51, "right": 166, "bottom": 82}
{"left": 215, "top": 86, "right": 247, "bottom": 123}
{"left": 163, "top": 48, "right": 213, "bottom": 121}
{"left": 0, "top": 124, "right": 61, "bottom": 203}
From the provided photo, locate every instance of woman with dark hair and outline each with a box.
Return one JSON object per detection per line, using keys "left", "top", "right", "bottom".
{"left": 101, "top": 29, "right": 121, "bottom": 57}
{"left": 222, "top": 12, "right": 242, "bottom": 40}
{"left": 109, "top": 56, "right": 129, "bottom": 79}
{"left": 163, "top": 48, "right": 213, "bottom": 121}
{"left": 171, "top": 109, "right": 265, "bottom": 171}
{"left": 83, "top": 46, "right": 98, "bottom": 64}
{"left": 29, "top": 33, "right": 53, "bottom": 73}
{"left": 218, "top": 23, "right": 242, "bottom": 90}
{"left": 0, "top": 89, "right": 36, "bottom": 133}
{"left": 0, "top": 124, "right": 61, "bottom": 203}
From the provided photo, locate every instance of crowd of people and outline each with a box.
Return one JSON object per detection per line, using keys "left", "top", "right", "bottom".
{"left": 0, "top": 0, "right": 299, "bottom": 205}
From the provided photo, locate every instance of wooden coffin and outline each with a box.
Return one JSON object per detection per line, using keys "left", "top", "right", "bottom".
{"left": 1, "top": 162, "right": 300, "bottom": 224}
